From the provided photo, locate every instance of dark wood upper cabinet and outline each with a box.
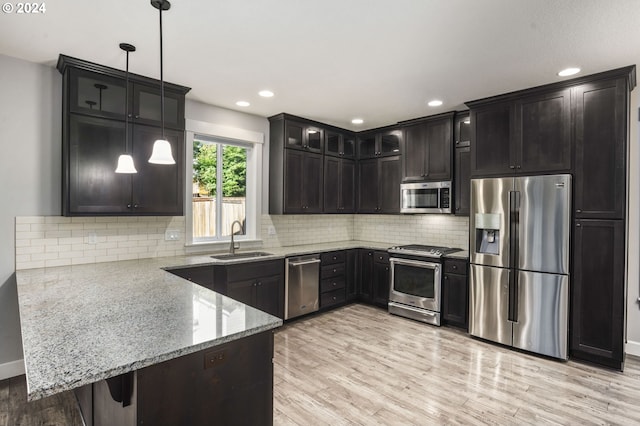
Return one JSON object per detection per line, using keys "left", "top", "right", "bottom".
{"left": 59, "top": 55, "right": 190, "bottom": 216}
{"left": 285, "top": 120, "right": 323, "bottom": 153}
{"left": 357, "top": 129, "right": 402, "bottom": 159}
{"left": 454, "top": 112, "right": 471, "bottom": 146}
{"left": 325, "top": 130, "right": 356, "bottom": 159}
{"left": 283, "top": 149, "right": 323, "bottom": 213}
{"left": 574, "top": 77, "right": 627, "bottom": 220}
{"left": 468, "top": 88, "right": 571, "bottom": 177}
{"left": 401, "top": 113, "right": 454, "bottom": 181}
{"left": 357, "top": 156, "right": 400, "bottom": 214}
{"left": 454, "top": 141, "right": 470, "bottom": 216}
{"left": 324, "top": 157, "right": 355, "bottom": 213}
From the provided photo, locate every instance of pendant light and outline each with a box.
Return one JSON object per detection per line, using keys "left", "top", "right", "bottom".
{"left": 115, "top": 43, "right": 138, "bottom": 174}
{"left": 148, "top": 0, "right": 176, "bottom": 165}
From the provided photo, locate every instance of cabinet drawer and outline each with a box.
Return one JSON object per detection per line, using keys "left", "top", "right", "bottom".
{"left": 374, "top": 251, "right": 389, "bottom": 264}
{"left": 321, "top": 263, "right": 345, "bottom": 279}
{"left": 444, "top": 259, "right": 467, "bottom": 275}
{"left": 321, "top": 251, "right": 346, "bottom": 265}
{"left": 321, "top": 277, "right": 346, "bottom": 293}
{"left": 320, "top": 288, "right": 346, "bottom": 308}
{"left": 225, "top": 259, "right": 283, "bottom": 282}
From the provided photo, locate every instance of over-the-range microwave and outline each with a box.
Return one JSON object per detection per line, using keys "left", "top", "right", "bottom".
{"left": 400, "top": 181, "right": 451, "bottom": 214}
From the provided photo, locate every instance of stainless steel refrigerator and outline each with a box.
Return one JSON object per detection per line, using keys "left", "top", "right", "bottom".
{"left": 469, "top": 174, "right": 571, "bottom": 359}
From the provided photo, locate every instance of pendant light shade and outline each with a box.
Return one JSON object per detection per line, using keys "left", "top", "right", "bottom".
{"left": 148, "top": 139, "right": 176, "bottom": 164}
{"left": 115, "top": 42, "right": 138, "bottom": 174}
{"left": 115, "top": 154, "right": 138, "bottom": 173}
{"left": 149, "top": 0, "right": 175, "bottom": 165}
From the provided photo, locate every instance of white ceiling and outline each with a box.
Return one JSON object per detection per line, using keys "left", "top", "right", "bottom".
{"left": 1, "top": 0, "right": 639, "bottom": 130}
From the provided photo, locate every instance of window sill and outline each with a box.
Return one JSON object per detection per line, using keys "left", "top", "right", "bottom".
{"left": 185, "top": 239, "right": 264, "bottom": 254}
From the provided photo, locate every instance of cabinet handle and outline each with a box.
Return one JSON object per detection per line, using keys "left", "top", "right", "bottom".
{"left": 509, "top": 165, "right": 515, "bottom": 169}
{"left": 576, "top": 223, "right": 581, "bottom": 227}
{"left": 576, "top": 209, "right": 582, "bottom": 213}
{"left": 134, "top": 204, "right": 138, "bottom": 208}
{"left": 134, "top": 114, "right": 140, "bottom": 119}
{"left": 127, "top": 204, "right": 132, "bottom": 208}
{"left": 368, "top": 253, "right": 373, "bottom": 256}
{"left": 127, "top": 113, "right": 133, "bottom": 118}
{"left": 516, "top": 165, "right": 521, "bottom": 169}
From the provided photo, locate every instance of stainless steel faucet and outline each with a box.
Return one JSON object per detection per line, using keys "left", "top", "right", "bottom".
{"left": 229, "top": 220, "right": 244, "bottom": 254}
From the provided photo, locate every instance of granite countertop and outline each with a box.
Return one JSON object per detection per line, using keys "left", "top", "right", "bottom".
{"left": 16, "top": 257, "right": 282, "bottom": 401}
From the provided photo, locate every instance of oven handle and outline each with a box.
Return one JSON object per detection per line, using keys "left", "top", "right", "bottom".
{"left": 389, "top": 257, "right": 440, "bottom": 270}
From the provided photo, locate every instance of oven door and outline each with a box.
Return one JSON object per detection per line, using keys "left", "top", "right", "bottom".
{"left": 389, "top": 257, "right": 441, "bottom": 312}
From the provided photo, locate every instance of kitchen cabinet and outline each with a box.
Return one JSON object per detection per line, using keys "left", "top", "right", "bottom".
{"left": 467, "top": 87, "right": 571, "bottom": 177}
{"left": 442, "top": 258, "right": 468, "bottom": 330}
{"left": 324, "top": 157, "right": 355, "bottom": 213}
{"left": 454, "top": 112, "right": 471, "bottom": 216}
{"left": 325, "top": 130, "right": 356, "bottom": 158}
{"left": 571, "top": 219, "right": 625, "bottom": 370}
{"left": 357, "top": 156, "right": 401, "bottom": 213}
{"left": 320, "top": 251, "right": 347, "bottom": 309}
{"left": 358, "top": 250, "right": 389, "bottom": 307}
{"left": 357, "top": 129, "right": 402, "bottom": 159}
{"left": 401, "top": 113, "right": 454, "bottom": 181}
{"left": 283, "top": 149, "right": 324, "bottom": 213}
{"left": 58, "top": 55, "right": 189, "bottom": 216}
{"left": 212, "top": 259, "right": 284, "bottom": 319}
{"left": 345, "top": 249, "right": 358, "bottom": 301}
{"left": 284, "top": 120, "right": 324, "bottom": 153}
{"left": 573, "top": 77, "right": 627, "bottom": 220}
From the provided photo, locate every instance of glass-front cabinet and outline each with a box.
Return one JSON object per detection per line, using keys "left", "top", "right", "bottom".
{"left": 357, "top": 129, "right": 402, "bottom": 158}
{"left": 285, "top": 120, "right": 323, "bottom": 153}
{"left": 325, "top": 130, "right": 356, "bottom": 158}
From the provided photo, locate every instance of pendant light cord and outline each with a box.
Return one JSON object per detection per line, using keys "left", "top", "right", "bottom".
{"left": 159, "top": 4, "right": 165, "bottom": 139}
{"left": 125, "top": 50, "right": 130, "bottom": 152}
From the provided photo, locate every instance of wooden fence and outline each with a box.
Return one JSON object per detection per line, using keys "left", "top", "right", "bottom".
{"left": 192, "top": 197, "right": 246, "bottom": 238}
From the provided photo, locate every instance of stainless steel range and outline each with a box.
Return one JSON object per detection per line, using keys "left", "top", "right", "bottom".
{"left": 388, "top": 244, "right": 460, "bottom": 326}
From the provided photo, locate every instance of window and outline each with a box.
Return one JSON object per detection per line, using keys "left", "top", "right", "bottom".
{"left": 191, "top": 136, "right": 251, "bottom": 242}
{"left": 185, "top": 119, "right": 263, "bottom": 247}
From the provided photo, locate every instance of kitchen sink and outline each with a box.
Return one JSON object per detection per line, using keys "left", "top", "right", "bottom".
{"left": 210, "top": 251, "right": 273, "bottom": 260}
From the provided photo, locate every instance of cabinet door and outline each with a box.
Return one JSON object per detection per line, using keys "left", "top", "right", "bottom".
{"left": 255, "top": 275, "right": 284, "bottom": 318}
{"left": 403, "top": 123, "right": 427, "bottom": 180}
{"left": 454, "top": 145, "right": 471, "bottom": 216}
{"left": 378, "top": 156, "right": 401, "bottom": 213}
{"left": 302, "top": 152, "right": 324, "bottom": 213}
{"left": 340, "top": 159, "right": 356, "bottom": 213}
{"left": 284, "top": 149, "right": 304, "bottom": 213}
{"left": 131, "top": 125, "right": 184, "bottom": 215}
{"left": 454, "top": 112, "right": 471, "bottom": 145}
{"left": 357, "top": 159, "right": 379, "bottom": 213}
{"left": 470, "top": 102, "right": 513, "bottom": 176}
{"left": 345, "top": 249, "right": 358, "bottom": 301}
{"left": 227, "top": 279, "right": 255, "bottom": 308}
{"left": 69, "top": 68, "right": 126, "bottom": 120}
{"left": 132, "top": 83, "right": 184, "bottom": 130}
{"left": 325, "top": 131, "right": 341, "bottom": 157}
{"left": 323, "top": 156, "right": 340, "bottom": 213}
{"left": 67, "top": 114, "right": 131, "bottom": 215}
{"left": 379, "top": 130, "right": 402, "bottom": 156}
{"left": 357, "top": 133, "right": 377, "bottom": 158}
{"left": 359, "top": 250, "right": 374, "bottom": 302}
{"left": 373, "top": 261, "right": 390, "bottom": 307}
{"left": 425, "top": 117, "right": 453, "bottom": 180}
{"left": 442, "top": 273, "right": 468, "bottom": 329}
{"left": 571, "top": 219, "right": 624, "bottom": 369}
{"left": 515, "top": 88, "right": 571, "bottom": 173}
{"left": 305, "top": 126, "right": 324, "bottom": 153}
{"left": 284, "top": 121, "right": 305, "bottom": 150}
{"left": 574, "top": 78, "right": 627, "bottom": 219}
{"left": 342, "top": 134, "right": 356, "bottom": 158}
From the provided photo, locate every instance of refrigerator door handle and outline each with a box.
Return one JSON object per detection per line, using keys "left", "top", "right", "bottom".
{"left": 508, "top": 269, "right": 519, "bottom": 322}
{"left": 508, "top": 191, "right": 520, "bottom": 269}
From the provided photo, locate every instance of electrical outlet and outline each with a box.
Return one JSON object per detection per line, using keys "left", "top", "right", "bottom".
{"left": 88, "top": 232, "right": 97, "bottom": 244}
{"left": 267, "top": 225, "right": 276, "bottom": 235}
{"left": 165, "top": 229, "right": 180, "bottom": 241}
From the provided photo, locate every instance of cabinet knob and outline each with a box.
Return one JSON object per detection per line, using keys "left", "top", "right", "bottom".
{"left": 127, "top": 204, "right": 131, "bottom": 208}
{"left": 516, "top": 165, "right": 521, "bottom": 169}
{"left": 333, "top": 256, "right": 337, "bottom": 260}
{"left": 333, "top": 296, "right": 337, "bottom": 301}
{"left": 127, "top": 113, "right": 133, "bottom": 118}
{"left": 444, "top": 276, "right": 448, "bottom": 280}
{"left": 333, "top": 282, "right": 337, "bottom": 287}
{"left": 134, "top": 114, "right": 140, "bottom": 119}
{"left": 576, "top": 209, "right": 582, "bottom": 213}
{"left": 452, "top": 265, "right": 457, "bottom": 270}
{"left": 333, "top": 268, "right": 337, "bottom": 273}
{"left": 576, "top": 223, "right": 581, "bottom": 227}
{"left": 368, "top": 253, "right": 373, "bottom": 256}
{"left": 134, "top": 204, "right": 138, "bottom": 208}
{"left": 257, "top": 281, "right": 262, "bottom": 286}
{"left": 509, "top": 165, "right": 516, "bottom": 169}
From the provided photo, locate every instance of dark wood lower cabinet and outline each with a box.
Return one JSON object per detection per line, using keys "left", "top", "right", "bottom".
{"left": 320, "top": 251, "right": 347, "bottom": 310}
{"left": 75, "top": 331, "right": 274, "bottom": 426}
{"left": 359, "top": 250, "right": 389, "bottom": 307}
{"left": 442, "top": 258, "right": 469, "bottom": 330}
{"left": 571, "top": 219, "right": 625, "bottom": 370}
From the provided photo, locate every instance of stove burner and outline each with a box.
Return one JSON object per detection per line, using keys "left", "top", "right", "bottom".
{"left": 388, "top": 244, "right": 459, "bottom": 258}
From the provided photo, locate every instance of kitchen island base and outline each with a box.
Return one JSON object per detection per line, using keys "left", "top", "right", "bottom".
{"left": 74, "top": 330, "right": 274, "bottom": 426}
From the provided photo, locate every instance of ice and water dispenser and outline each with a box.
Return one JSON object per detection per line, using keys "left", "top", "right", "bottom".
{"left": 475, "top": 213, "right": 501, "bottom": 255}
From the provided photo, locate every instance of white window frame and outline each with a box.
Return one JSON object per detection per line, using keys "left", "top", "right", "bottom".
{"left": 185, "top": 119, "right": 263, "bottom": 249}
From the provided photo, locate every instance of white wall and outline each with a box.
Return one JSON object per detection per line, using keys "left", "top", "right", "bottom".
{"left": 0, "top": 54, "right": 61, "bottom": 377}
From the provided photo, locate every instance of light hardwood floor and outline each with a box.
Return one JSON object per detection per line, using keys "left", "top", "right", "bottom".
{"left": 3, "top": 303, "right": 640, "bottom": 425}
{"left": 274, "top": 304, "right": 640, "bottom": 425}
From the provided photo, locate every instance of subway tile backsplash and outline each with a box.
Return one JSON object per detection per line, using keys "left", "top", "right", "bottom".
{"left": 15, "top": 214, "right": 469, "bottom": 270}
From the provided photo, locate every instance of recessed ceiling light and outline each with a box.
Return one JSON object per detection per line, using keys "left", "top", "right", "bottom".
{"left": 558, "top": 67, "right": 580, "bottom": 77}
{"left": 351, "top": 118, "right": 364, "bottom": 125}
{"left": 236, "top": 101, "right": 250, "bottom": 107}
{"left": 258, "top": 90, "right": 274, "bottom": 98}
{"left": 427, "top": 100, "right": 443, "bottom": 107}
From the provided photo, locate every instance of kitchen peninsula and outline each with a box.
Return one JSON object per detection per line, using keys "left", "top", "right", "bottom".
{"left": 15, "top": 256, "right": 282, "bottom": 425}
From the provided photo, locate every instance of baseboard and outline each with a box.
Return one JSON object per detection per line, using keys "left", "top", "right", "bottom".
{"left": 0, "top": 358, "right": 24, "bottom": 380}
{"left": 626, "top": 340, "right": 640, "bottom": 357}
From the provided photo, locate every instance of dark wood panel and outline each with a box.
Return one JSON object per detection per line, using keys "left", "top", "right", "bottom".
{"left": 340, "top": 159, "right": 356, "bottom": 213}
{"left": 424, "top": 117, "right": 452, "bottom": 180}
{"left": 470, "top": 102, "right": 513, "bottom": 176}
{"left": 283, "top": 149, "right": 304, "bottom": 213}
{"left": 320, "top": 288, "right": 346, "bottom": 308}
{"left": 303, "top": 151, "right": 324, "bottom": 213}
{"left": 571, "top": 219, "right": 625, "bottom": 369}
{"left": 454, "top": 145, "right": 470, "bottom": 216}
{"left": 379, "top": 156, "right": 401, "bottom": 213}
{"left": 402, "top": 123, "right": 427, "bottom": 180}
{"left": 574, "top": 78, "right": 627, "bottom": 219}
{"left": 323, "top": 156, "right": 340, "bottom": 213}
{"left": 321, "top": 277, "right": 346, "bottom": 293}
{"left": 357, "top": 159, "right": 379, "bottom": 213}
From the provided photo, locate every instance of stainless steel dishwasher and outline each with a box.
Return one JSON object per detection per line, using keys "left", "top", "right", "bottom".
{"left": 285, "top": 254, "right": 320, "bottom": 320}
